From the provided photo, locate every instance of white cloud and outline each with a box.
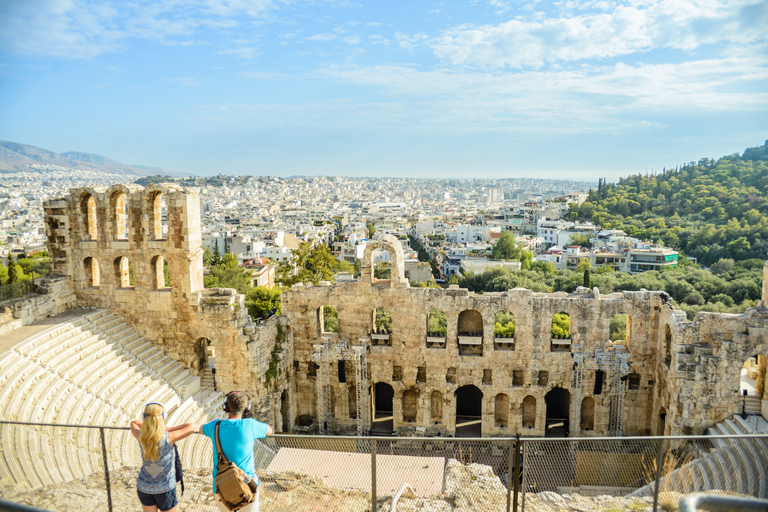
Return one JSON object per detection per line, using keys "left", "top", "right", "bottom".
{"left": 168, "top": 76, "right": 200, "bottom": 86}
{"left": 431, "top": 0, "right": 768, "bottom": 68}
{"left": 305, "top": 33, "right": 337, "bottom": 41}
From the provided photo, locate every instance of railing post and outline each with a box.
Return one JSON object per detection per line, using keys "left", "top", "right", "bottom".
{"left": 100, "top": 427, "right": 113, "bottom": 512}
{"left": 652, "top": 437, "right": 665, "bottom": 512}
{"left": 371, "top": 438, "right": 377, "bottom": 512}
{"left": 512, "top": 434, "right": 521, "bottom": 512}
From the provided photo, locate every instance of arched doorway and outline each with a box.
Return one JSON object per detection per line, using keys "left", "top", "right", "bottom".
{"left": 545, "top": 387, "right": 570, "bottom": 437}
{"left": 280, "top": 391, "right": 290, "bottom": 433}
{"left": 455, "top": 385, "right": 483, "bottom": 437}
{"left": 740, "top": 354, "right": 765, "bottom": 416}
{"left": 372, "top": 382, "right": 394, "bottom": 433}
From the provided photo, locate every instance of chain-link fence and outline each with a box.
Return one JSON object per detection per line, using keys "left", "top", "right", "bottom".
{"left": 1, "top": 420, "right": 767, "bottom": 512}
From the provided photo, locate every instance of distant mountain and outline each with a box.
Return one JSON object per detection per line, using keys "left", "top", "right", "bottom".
{"left": 0, "top": 140, "right": 186, "bottom": 177}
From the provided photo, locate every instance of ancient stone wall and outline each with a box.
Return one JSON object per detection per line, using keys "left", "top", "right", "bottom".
{"left": 0, "top": 276, "right": 76, "bottom": 338}
{"left": 43, "top": 185, "right": 286, "bottom": 423}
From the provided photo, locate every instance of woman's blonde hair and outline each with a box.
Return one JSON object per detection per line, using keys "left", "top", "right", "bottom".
{"left": 139, "top": 403, "right": 165, "bottom": 461}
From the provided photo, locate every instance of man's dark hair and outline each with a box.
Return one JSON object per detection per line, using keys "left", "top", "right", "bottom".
{"left": 226, "top": 392, "right": 248, "bottom": 415}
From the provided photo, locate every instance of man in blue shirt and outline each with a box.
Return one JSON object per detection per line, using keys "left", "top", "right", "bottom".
{"left": 201, "top": 391, "right": 273, "bottom": 512}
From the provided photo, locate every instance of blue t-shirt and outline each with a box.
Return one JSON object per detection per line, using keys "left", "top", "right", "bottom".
{"left": 202, "top": 418, "right": 270, "bottom": 493}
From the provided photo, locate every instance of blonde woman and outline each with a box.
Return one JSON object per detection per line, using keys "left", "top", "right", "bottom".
{"left": 130, "top": 402, "right": 199, "bottom": 512}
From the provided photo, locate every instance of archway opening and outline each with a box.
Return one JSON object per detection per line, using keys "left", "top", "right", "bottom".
{"left": 84, "top": 257, "right": 100, "bottom": 287}
{"left": 113, "top": 256, "right": 131, "bottom": 288}
{"left": 551, "top": 312, "right": 571, "bottom": 351}
{"left": 281, "top": 391, "right": 290, "bottom": 432}
{"left": 544, "top": 387, "right": 570, "bottom": 437}
{"left": 427, "top": 308, "right": 447, "bottom": 337}
{"left": 372, "top": 307, "right": 392, "bottom": 334}
{"left": 80, "top": 193, "right": 97, "bottom": 239}
{"left": 194, "top": 337, "right": 212, "bottom": 378}
{"left": 458, "top": 310, "right": 483, "bottom": 356}
{"left": 151, "top": 255, "right": 169, "bottom": 290}
{"left": 372, "top": 382, "right": 394, "bottom": 433}
{"left": 522, "top": 396, "right": 536, "bottom": 429}
{"left": 495, "top": 394, "right": 509, "bottom": 428}
{"left": 494, "top": 311, "right": 515, "bottom": 351}
{"left": 664, "top": 325, "right": 672, "bottom": 366}
{"left": 111, "top": 190, "right": 128, "bottom": 240}
{"left": 149, "top": 191, "right": 168, "bottom": 240}
{"left": 455, "top": 385, "right": 483, "bottom": 437}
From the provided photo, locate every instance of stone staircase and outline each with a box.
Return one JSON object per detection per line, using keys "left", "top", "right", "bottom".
{"left": 0, "top": 309, "right": 225, "bottom": 495}
{"left": 629, "top": 414, "right": 768, "bottom": 499}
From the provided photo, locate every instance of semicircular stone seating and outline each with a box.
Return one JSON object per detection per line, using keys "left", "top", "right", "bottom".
{"left": 629, "top": 415, "right": 768, "bottom": 499}
{"left": 0, "top": 309, "right": 224, "bottom": 496}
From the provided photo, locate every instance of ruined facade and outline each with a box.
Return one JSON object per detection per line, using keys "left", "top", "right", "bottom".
{"left": 39, "top": 185, "right": 768, "bottom": 437}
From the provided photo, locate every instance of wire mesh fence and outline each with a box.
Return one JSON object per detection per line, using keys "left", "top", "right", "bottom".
{"left": 1, "top": 420, "right": 767, "bottom": 512}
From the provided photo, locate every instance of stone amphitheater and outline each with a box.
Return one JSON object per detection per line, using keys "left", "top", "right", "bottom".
{"left": 0, "top": 183, "right": 766, "bottom": 510}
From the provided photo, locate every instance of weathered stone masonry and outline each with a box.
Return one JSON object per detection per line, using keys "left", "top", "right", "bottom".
{"left": 39, "top": 184, "right": 768, "bottom": 437}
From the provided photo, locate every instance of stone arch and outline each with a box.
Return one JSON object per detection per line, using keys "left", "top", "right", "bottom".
{"left": 372, "top": 307, "right": 392, "bottom": 334}
{"left": 359, "top": 234, "right": 405, "bottom": 286}
{"left": 108, "top": 187, "right": 129, "bottom": 240}
{"left": 741, "top": 354, "right": 766, "bottom": 405}
{"left": 151, "top": 255, "right": 169, "bottom": 290}
{"left": 281, "top": 391, "right": 290, "bottom": 431}
{"left": 495, "top": 393, "right": 509, "bottom": 427}
{"left": 664, "top": 324, "right": 672, "bottom": 366}
{"left": 458, "top": 310, "right": 483, "bottom": 336}
{"left": 372, "top": 382, "right": 394, "bottom": 433}
{"left": 580, "top": 396, "right": 595, "bottom": 430}
{"left": 79, "top": 192, "right": 98, "bottom": 240}
{"left": 194, "top": 337, "right": 210, "bottom": 375}
{"left": 145, "top": 185, "right": 169, "bottom": 241}
{"left": 522, "top": 395, "right": 536, "bottom": 428}
{"left": 430, "top": 390, "right": 443, "bottom": 424}
{"left": 113, "top": 256, "right": 131, "bottom": 288}
{"left": 402, "top": 389, "right": 418, "bottom": 423}
{"left": 84, "top": 257, "right": 100, "bottom": 287}
{"left": 455, "top": 385, "right": 482, "bottom": 437}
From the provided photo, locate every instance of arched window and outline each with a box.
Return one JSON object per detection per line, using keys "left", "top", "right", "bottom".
{"left": 151, "top": 255, "right": 169, "bottom": 289}
{"left": 494, "top": 311, "right": 515, "bottom": 350}
{"left": 522, "top": 396, "right": 536, "bottom": 428}
{"left": 113, "top": 256, "right": 131, "bottom": 288}
{"left": 84, "top": 257, "right": 99, "bottom": 287}
{"left": 580, "top": 397, "right": 595, "bottom": 430}
{"left": 149, "top": 191, "right": 167, "bottom": 240}
{"left": 110, "top": 190, "right": 128, "bottom": 240}
{"left": 458, "top": 310, "right": 483, "bottom": 356}
{"left": 320, "top": 305, "right": 338, "bottom": 334}
{"left": 495, "top": 393, "right": 509, "bottom": 427}
{"left": 80, "top": 193, "right": 97, "bottom": 239}
{"left": 402, "top": 390, "right": 418, "bottom": 423}
{"left": 427, "top": 308, "right": 447, "bottom": 336}
{"left": 430, "top": 391, "right": 442, "bottom": 424}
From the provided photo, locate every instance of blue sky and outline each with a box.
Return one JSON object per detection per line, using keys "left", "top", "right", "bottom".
{"left": 0, "top": 0, "right": 766, "bottom": 179}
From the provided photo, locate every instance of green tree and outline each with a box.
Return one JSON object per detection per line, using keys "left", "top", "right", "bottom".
{"left": 551, "top": 313, "right": 570, "bottom": 338}
{"left": 212, "top": 240, "right": 221, "bottom": 266}
{"left": 0, "top": 262, "right": 8, "bottom": 285}
{"left": 583, "top": 267, "right": 591, "bottom": 289}
{"left": 276, "top": 242, "right": 340, "bottom": 287}
{"left": 353, "top": 258, "right": 362, "bottom": 277}
{"left": 374, "top": 262, "right": 391, "bottom": 279}
{"left": 609, "top": 313, "right": 627, "bottom": 341}
{"left": 7, "top": 256, "right": 22, "bottom": 284}
{"left": 494, "top": 311, "right": 515, "bottom": 338}
{"left": 205, "top": 253, "right": 252, "bottom": 294}
{"left": 491, "top": 232, "right": 522, "bottom": 260}
{"left": 246, "top": 286, "right": 282, "bottom": 319}
{"left": 323, "top": 305, "right": 338, "bottom": 333}
{"left": 520, "top": 250, "right": 533, "bottom": 270}
{"left": 203, "top": 246, "right": 214, "bottom": 266}
{"left": 366, "top": 222, "right": 376, "bottom": 239}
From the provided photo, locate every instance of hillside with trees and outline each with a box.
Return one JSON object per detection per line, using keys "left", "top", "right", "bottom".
{"left": 567, "top": 141, "right": 768, "bottom": 266}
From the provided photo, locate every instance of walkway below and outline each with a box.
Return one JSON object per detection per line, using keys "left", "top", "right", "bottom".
{"left": 0, "top": 308, "right": 91, "bottom": 353}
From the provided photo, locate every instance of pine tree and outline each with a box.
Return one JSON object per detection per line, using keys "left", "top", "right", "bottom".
{"left": 212, "top": 240, "right": 221, "bottom": 266}
{"left": 8, "top": 256, "right": 23, "bottom": 284}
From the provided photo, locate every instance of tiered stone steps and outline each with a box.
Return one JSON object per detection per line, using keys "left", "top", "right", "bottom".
{"left": 629, "top": 415, "right": 768, "bottom": 499}
{"left": 0, "top": 310, "right": 224, "bottom": 495}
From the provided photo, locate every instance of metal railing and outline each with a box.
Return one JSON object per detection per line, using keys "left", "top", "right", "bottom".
{"left": 1, "top": 420, "right": 766, "bottom": 512}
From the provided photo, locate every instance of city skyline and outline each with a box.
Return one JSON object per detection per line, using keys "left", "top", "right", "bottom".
{"left": 1, "top": 0, "right": 766, "bottom": 179}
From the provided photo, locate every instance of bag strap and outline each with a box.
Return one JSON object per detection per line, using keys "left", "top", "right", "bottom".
{"left": 214, "top": 421, "right": 230, "bottom": 464}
